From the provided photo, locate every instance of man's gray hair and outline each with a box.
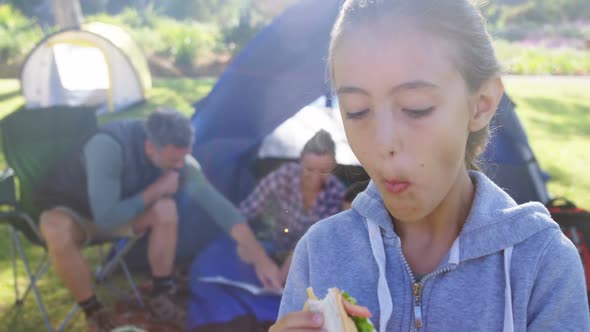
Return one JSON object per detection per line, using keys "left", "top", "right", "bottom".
{"left": 301, "top": 129, "right": 336, "bottom": 157}
{"left": 145, "top": 108, "right": 194, "bottom": 148}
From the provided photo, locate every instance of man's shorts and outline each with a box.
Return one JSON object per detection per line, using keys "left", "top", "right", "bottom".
{"left": 52, "top": 206, "right": 136, "bottom": 246}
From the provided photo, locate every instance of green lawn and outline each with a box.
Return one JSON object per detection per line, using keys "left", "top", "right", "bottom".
{"left": 0, "top": 75, "right": 588, "bottom": 331}
{"left": 503, "top": 76, "right": 590, "bottom": 209}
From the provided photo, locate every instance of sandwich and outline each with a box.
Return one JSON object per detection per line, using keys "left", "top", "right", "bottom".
{"left": 303, "top": 287, "right": 374, "bottom": 332}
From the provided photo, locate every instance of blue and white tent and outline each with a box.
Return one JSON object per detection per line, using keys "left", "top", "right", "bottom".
{"left": 191, "top": 0, "right": 550, "bottom": 206}
{"left": 184, "top": 0, "right": 551, "bottom": 328}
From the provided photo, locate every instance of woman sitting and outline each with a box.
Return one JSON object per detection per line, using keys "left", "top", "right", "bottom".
{"left": 239, "top": 129, "right": 346, "bottom": 284}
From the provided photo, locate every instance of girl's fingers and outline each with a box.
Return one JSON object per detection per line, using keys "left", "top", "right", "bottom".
{"left": 342, "top": 297, "right": 372, "bottom": 318}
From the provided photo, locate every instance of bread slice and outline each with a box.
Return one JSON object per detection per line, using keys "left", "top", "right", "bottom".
{"left": 303, "top": 287, "right": 358, "bottom": 332}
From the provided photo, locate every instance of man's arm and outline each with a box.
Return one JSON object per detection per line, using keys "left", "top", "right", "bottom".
{"left": 84, "top": 134, "right": 145, "bottom": 231}
{"left": 182, "top": 156, "right": 247, "bottom": 233}
{"left": 85, "top": 134, "right": 177, "bottom": 232}
{"left": 183, "top": 156, "right": 282, "bottom": 289}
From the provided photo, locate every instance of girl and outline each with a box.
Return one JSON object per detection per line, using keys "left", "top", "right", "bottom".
{"left": 271, "top": 0, "right": 589, "bottom": 331}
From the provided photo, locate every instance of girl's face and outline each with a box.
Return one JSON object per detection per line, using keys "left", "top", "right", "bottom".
{"left": 333, "top": 25, "right": 496, "bottom": 222}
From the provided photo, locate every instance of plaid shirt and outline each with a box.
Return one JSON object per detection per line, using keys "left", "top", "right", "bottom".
{"left": 239, "top": 162, "right": 346, "bottom": 252}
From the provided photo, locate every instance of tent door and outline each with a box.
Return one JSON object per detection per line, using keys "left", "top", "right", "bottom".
{"left": 48, "top": 41, "right": 114, "bottom": 112}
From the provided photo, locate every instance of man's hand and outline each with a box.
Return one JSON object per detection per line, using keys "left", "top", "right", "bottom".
{"left": 231, "top": 222, "right": 283, "bottom": 291}
{"left": 155, "top": 171, "right": 180, "bottom": 196}
{"left": 237, "top": 242, "right": 283, "bottom": 290}
{"left": 253, "top": 255, "right": 283, "bottom": 291}
{"left": 142, "top": 171, "right": 179, "bottom": 208}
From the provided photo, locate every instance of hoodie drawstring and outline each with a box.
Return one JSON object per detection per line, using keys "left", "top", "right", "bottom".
{"left": 366, "top": 218, "right": 393, "bottom": 332}
{"left": 503, "top": 246, "right": 514, "bottom": 332}
{"left": 366, "top": 217, "right": 515, "bottom": 332}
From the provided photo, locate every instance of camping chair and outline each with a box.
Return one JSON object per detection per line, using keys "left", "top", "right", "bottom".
{"left": 0, "top": 106, "right": 143, "bottom": 332}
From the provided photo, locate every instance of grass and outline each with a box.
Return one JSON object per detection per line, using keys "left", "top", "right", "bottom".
{"left": 0, "top": 75, "right": 589, "bottom": 331}
{"left": 503, "top": 76, "right": 590, "bottom": 209}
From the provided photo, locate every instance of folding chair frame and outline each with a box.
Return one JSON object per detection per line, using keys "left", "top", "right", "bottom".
{"left": 1, "top": 169, "right": 145, "bottom": 332}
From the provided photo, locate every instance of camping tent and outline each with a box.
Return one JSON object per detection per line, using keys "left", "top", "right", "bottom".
{"left": 21, "top": 22, "right": 151, "bottom": 113}
{"left": 191, "top": 0, "right": 550, "bottom": 206}
{"left": 257, "top": 96, "right": 358, "bottom": 165}
{"left": 192, "top": 0, "right": 341, "bottom": 203}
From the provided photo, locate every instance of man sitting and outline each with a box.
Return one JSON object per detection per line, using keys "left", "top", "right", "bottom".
{"left": 36, "top": 108, "right": 281, "bottom": 331}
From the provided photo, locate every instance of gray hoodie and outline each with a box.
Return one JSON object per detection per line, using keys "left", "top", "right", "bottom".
{"left": 278, "top": 171, "right": 590, "bottom": 331}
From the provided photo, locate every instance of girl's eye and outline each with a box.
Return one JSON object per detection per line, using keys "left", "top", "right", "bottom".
{"left": 345, "top": 109, "right": 369, "bottom": 120}
{"left": 403, "top": 107, "right": 434, "bottom": 118}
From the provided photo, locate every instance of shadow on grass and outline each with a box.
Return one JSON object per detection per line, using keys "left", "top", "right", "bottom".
{"left": 0, "top": 90, "right": 20, "bottom": 103}
{"left": 98, "top": 77, "right": 216, "bottom": 124}
{"left": 0, "top": 305, "right": 57, "bottom": 332}
{"left": 519, "top": 97, "right": 590, "bottom": 138}
{"left": 542, "top": 162, "right": 575, "bottom": 187}
{"left": 0, "top": 231, "right": 145, "bottom": 331}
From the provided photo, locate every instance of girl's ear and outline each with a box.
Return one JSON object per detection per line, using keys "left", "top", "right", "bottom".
{"left": 469, "top": 77, "right": 504, "bottom": 132}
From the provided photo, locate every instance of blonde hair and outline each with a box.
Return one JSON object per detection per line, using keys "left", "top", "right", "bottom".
{"left": 329, "top": 0, "right": 501, "bottom": 170}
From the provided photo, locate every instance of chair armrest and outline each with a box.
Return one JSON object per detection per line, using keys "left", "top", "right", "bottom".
{"left": 0, "top": 168, "right": 18, "bottom": 207}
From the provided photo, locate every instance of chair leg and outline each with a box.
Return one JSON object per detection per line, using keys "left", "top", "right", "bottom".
{"left": 20, "top": 253, "right": 50, "bottom": 306}
{"left": 95, "top": 238, "right": 144, "bottom": 306}
{"left": 10, "top": 226, "right": 20, "bottom": 305}
{"left": 95, "top": 239, "right": 134, "bottom": 281}
{"left": 12, "top": 228, "right": 54, "bottom": 332}
{"left": 55, "top": 304, "right": 80, "bottom": 332}
{"left": 120, "top": 259, "right": 144, "bottom": 307}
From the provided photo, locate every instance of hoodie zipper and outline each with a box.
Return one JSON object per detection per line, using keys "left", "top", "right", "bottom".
{"left": 398, "top": 242, "right": 458, "bottom": 331}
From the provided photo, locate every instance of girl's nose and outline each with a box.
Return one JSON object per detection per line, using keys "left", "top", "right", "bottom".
{"left": 374, "top": 107, "right": 398, "bottom": 159}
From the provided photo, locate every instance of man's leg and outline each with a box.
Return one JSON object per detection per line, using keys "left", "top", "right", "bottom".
{"left": 131, "top": 198, "right": 185, "bottom": 326}
{"left": 40, "top": 209, "right": 115, "bottom": 331}
{"left": 132, "top": 197, "right": 178, "bottom": 279}
{"left": 39, "top": 209, "right": 93, "bottom": 302}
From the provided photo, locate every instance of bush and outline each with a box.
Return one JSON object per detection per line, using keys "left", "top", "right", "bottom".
{"left": 155, "top": 18, "right": 219, "bottom": 66}
{"left": 0, "top": 4, "right": 43, "bottom": 64}
{"left": 491, "top": 23, "right": 590, "bottom": 42}
{"left": 495, "top": 40, "right": 590, "bottom": 75}
{"left": 88, "top": 9, "right": 224, "bottom": 67}
{"left": 222, "top": 19, "right": 264, "bottom": 56}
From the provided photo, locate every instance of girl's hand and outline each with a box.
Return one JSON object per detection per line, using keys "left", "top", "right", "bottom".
{"left": 342, "top": 297, "right": 372, "bottom": 318}
{"left": 269, "top": 311, "right": 324, "bottom": 331}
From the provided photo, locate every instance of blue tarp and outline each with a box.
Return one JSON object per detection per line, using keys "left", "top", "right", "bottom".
{"left": 188, "top": 236, "right": 281, "bottom": 329}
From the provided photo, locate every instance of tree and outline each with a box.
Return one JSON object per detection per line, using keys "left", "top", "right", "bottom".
{"left": 52, "top": 0, "right": 83, "bottom": 29}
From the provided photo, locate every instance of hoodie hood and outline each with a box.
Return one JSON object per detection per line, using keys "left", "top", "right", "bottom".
{"left": 279, "top": 171, "right": 589, "bottom": 331}
{"left": 351, "top": 171, "right": 559, "bottom": 263}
